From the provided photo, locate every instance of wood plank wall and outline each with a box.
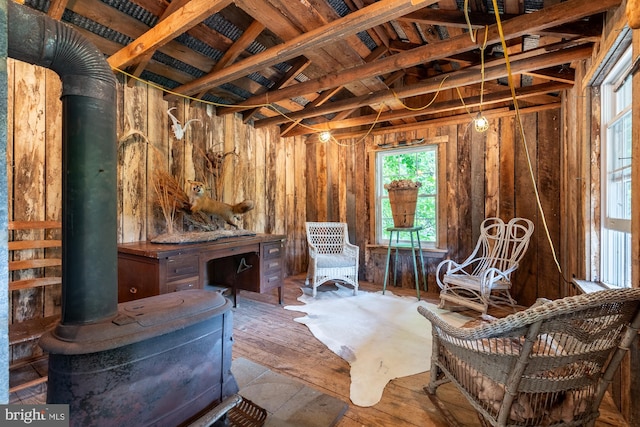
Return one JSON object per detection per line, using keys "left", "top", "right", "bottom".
{"left": 305, "top": 110, "right": 565, "bottom": 308}
{"left": 113, "top": 75, "right": 290, "bottom": 244}
{"left": 7, "top": 59, "right": 566, "bottom": 331}
{"left": 6, "top": 60, "right": 62, "bottom": 363}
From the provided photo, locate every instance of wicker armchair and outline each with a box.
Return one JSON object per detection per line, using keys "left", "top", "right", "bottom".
{"left": 418, "top": 288, "right": 640, "bottom": 427}
{"left": 436, "top": 217, "right": 534, "bottom": 314}
{"left": 305, "top": 222, "right": 359, "bottom": 297}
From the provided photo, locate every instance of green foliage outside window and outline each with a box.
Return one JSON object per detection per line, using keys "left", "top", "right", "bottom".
{"left": 377, "top": 146, "right": 437, "bottom": 244}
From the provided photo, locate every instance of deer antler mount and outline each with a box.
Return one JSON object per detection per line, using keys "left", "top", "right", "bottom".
{"left": 167, "top": 107, "right": 201, "bottom": 140}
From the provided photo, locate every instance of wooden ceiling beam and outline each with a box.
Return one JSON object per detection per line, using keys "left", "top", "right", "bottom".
{"left": 67, "top": 0, "right": 213, "bottom": 70}
{"left": 217, "top": 0, "right": 620, "bottom": 116}
{"left": 213, "top": 19, "right": 266, "bottom": 72}
{"left": 254, "top": 43, "right": 591, "bottom": 129}
{"left": 108, "top": 0, "right": 234, "bottom": 69}
{"left": 522, "top": 66, "right": 576, "bottom": 85}
{"left": 242, "top": 56, "right": 312, "bottom": 123}
{"left": 196, "top": 19, "right": 266, "bottom": 99}
{"left": 330, "top": 103, "right": 559, "bottom": 140}
{"left": 47, "top": 0, "right": 68, "bottom": 19}
{"left": 279, "top": 45, "right": 388, "bottom": 136}
{"left": 127, "top": 0, "right": 192, "bottom": 87}
{"left": 398, "top": 9, "right": 519, "bottom": 29}
{"left": 534, "top": 19, "right": 604, "bottom": 39}
{"left": 282, "top": 82, "right": 570, "bottom": 136}
{"left": 168, "top": 0, "right": 440, "bottom": 97}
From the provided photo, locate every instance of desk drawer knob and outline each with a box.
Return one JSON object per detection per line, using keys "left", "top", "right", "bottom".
{"left": 129, "top": 287, "right": 138, "bottom": 294}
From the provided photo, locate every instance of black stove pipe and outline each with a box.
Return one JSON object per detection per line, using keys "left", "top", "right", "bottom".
{"left": 7, "top": 1, "right": 118, "bottom": 327}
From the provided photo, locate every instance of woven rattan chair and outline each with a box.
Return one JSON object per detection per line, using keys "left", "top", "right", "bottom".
{"left": 436, "top": 217, "right": 534, "bottom": 314}
{"left": 305, "top": 222, "right": 359, "bottom": 297}
{"left": 418, "top": 288, "right": 640, "bottom": 427}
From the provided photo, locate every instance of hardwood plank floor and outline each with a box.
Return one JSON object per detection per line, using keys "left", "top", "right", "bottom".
{"left": 232, "top": 274, "right": 628, "bottom": 427}
{"left": 9, "top": 273, "right": 628, "bottom": 426}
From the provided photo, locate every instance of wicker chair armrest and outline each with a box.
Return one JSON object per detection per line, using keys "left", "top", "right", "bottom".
{"left": 343, "top": 242, "right": 359, "bottom": 257}
{"left": 419, "top": 288, "right": 640, "bottom": 340}
{"left": 481, "top": 267, "right": 510, "bottom": 281}
{"left": 479, "top": 267, "right": 513, "bottom": 292}
{"left": 486, "top": 262, "right": 518, "bottom": 278}
{"left": 438, "top": 259, "right": 471, "bottom": 275}
{"left": 307, "top": 243, "right": 319, "bottom": 259}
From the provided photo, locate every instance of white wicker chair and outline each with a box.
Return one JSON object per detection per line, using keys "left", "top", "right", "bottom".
{"left": 418, "top": 288, "right": 640, "bottom": 427}
{"left": 436, "top": 217, "right": 534, "bottom": 314}
{"left": 305, "top": 222, "right": 359, "bottom": 297}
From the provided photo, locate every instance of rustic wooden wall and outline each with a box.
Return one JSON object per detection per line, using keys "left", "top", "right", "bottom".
{"left": 6, "top": 60, "right": 62, "bottom": 363}
{"left": 304, "top": 109, "right": 564, "bottom": 308}
{"left": 5, "top": 59, "right": 567, "bottom": 332}
{"left": 115, "top": 76, "right": 287, "bottom": 244}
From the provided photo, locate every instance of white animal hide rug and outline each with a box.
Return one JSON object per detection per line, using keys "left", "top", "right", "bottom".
{"left": 284, "top": 284, "right": 469, "bottom": 407}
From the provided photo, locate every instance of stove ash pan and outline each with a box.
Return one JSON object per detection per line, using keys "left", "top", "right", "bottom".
{"left": 40, "top": 289, "right": 238, "bottom": 427}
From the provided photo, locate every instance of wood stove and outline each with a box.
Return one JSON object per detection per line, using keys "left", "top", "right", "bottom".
{"left": 40, "top": 290, "right": 237, "bottom": 427}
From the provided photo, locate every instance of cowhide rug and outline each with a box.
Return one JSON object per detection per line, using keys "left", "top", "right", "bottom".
{"left": 284, "top": 284, "right": 470, "bottom": 407}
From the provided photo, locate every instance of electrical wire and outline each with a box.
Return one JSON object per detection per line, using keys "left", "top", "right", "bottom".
{"left": 114, "top": 66, "right": 365, "bottom": 137}
{"left": 489, "top": 0, "right": 565, "bottom": 279}
{"left": 391, "top": 74, "right": 449, "bottom": 111}
{"left": 463, "top": 0, "right": 477, "bottom": 43}
{"left": 479, "top": 26, "right": 488, "bottom": 114}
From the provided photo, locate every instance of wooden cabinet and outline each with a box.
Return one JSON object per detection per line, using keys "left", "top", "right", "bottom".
{"left": 117, "top": 234, "right": 286, "bottom": 305}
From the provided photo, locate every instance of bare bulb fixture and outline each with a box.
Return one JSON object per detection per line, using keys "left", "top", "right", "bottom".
{"left": 474, "top": 113, "right": 489, "bottom": 133}
{"left": 318, "top": 131, "right": 331, "bottom": 143}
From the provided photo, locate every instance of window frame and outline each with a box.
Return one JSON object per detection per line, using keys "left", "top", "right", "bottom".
{"left": 600, "top": 46, "right": 632, "bottom": 288}
{"left": 374, "top": 144, "right": 440, "bottom": 247}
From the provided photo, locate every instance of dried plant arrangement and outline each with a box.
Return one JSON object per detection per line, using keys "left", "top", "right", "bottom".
{"left": 198, "top": 145, "right": 238, "bottom": 201}
{"left": 152, "top": 170, "right": 183, "bottom": 235}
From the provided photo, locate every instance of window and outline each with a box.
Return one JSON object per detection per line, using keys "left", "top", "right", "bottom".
{"left": 600, "top": 46, "right": 632, "bottom": 288}
{"left": 376, "top": 145, "right": 438, "bottom": 246}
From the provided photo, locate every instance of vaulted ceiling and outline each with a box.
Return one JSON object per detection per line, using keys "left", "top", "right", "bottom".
{"left": 24, "top": 0, "right": 621, "bottom": 138}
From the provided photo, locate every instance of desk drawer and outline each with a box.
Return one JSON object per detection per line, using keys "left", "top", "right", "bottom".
{"left": 166, "top": 255, "right": 199, "bottom": 280}
{"left": 262, "top": 270, "right": 282, "bottom": 291}
{"left": 166, "top": 276, "right": 199, "bottom": 293}
{"left": 263, "top": 258, "right": 282, "bottom": 272}
{"left": 262, "top": 241, "right": 283, "bottom": 260}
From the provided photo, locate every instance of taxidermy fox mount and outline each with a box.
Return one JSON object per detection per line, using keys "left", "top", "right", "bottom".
{"left": 188, "top": 180, "right": 254, "bottom": 228}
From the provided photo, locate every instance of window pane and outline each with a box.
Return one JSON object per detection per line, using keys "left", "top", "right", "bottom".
{"left": 601, "top": 46, "right": 632, "bottom": 287}
{"left": 377, "top": 146, "right": 437, "bottom": 245}
{"left": 601, "top": 228, "right": 631, "bottom": 288}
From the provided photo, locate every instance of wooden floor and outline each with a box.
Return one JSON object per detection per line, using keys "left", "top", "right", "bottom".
{"left": 231, "top": 274, "right": 628, "bottom": 427}
{"left": 10, "top": 274, "right": 629, "bottom": 426}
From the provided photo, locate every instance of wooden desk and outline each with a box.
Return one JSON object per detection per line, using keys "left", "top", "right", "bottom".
{"left": 117, "top": 234, "right": 286, "bottom": 306}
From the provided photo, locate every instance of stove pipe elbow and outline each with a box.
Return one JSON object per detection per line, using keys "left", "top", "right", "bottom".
{"left": 7, "top": 2, "right": 118, "bottom": 326}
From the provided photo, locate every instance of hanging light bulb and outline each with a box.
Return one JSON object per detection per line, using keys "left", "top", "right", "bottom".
{"left": 474, "top": 112, "right": 489, "bottom": 132}
{"left": 318, "top": 131, "right": 331, "bottom": 143}
{"left": 473, "top": 25, "right": 490, "bottom": 133}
